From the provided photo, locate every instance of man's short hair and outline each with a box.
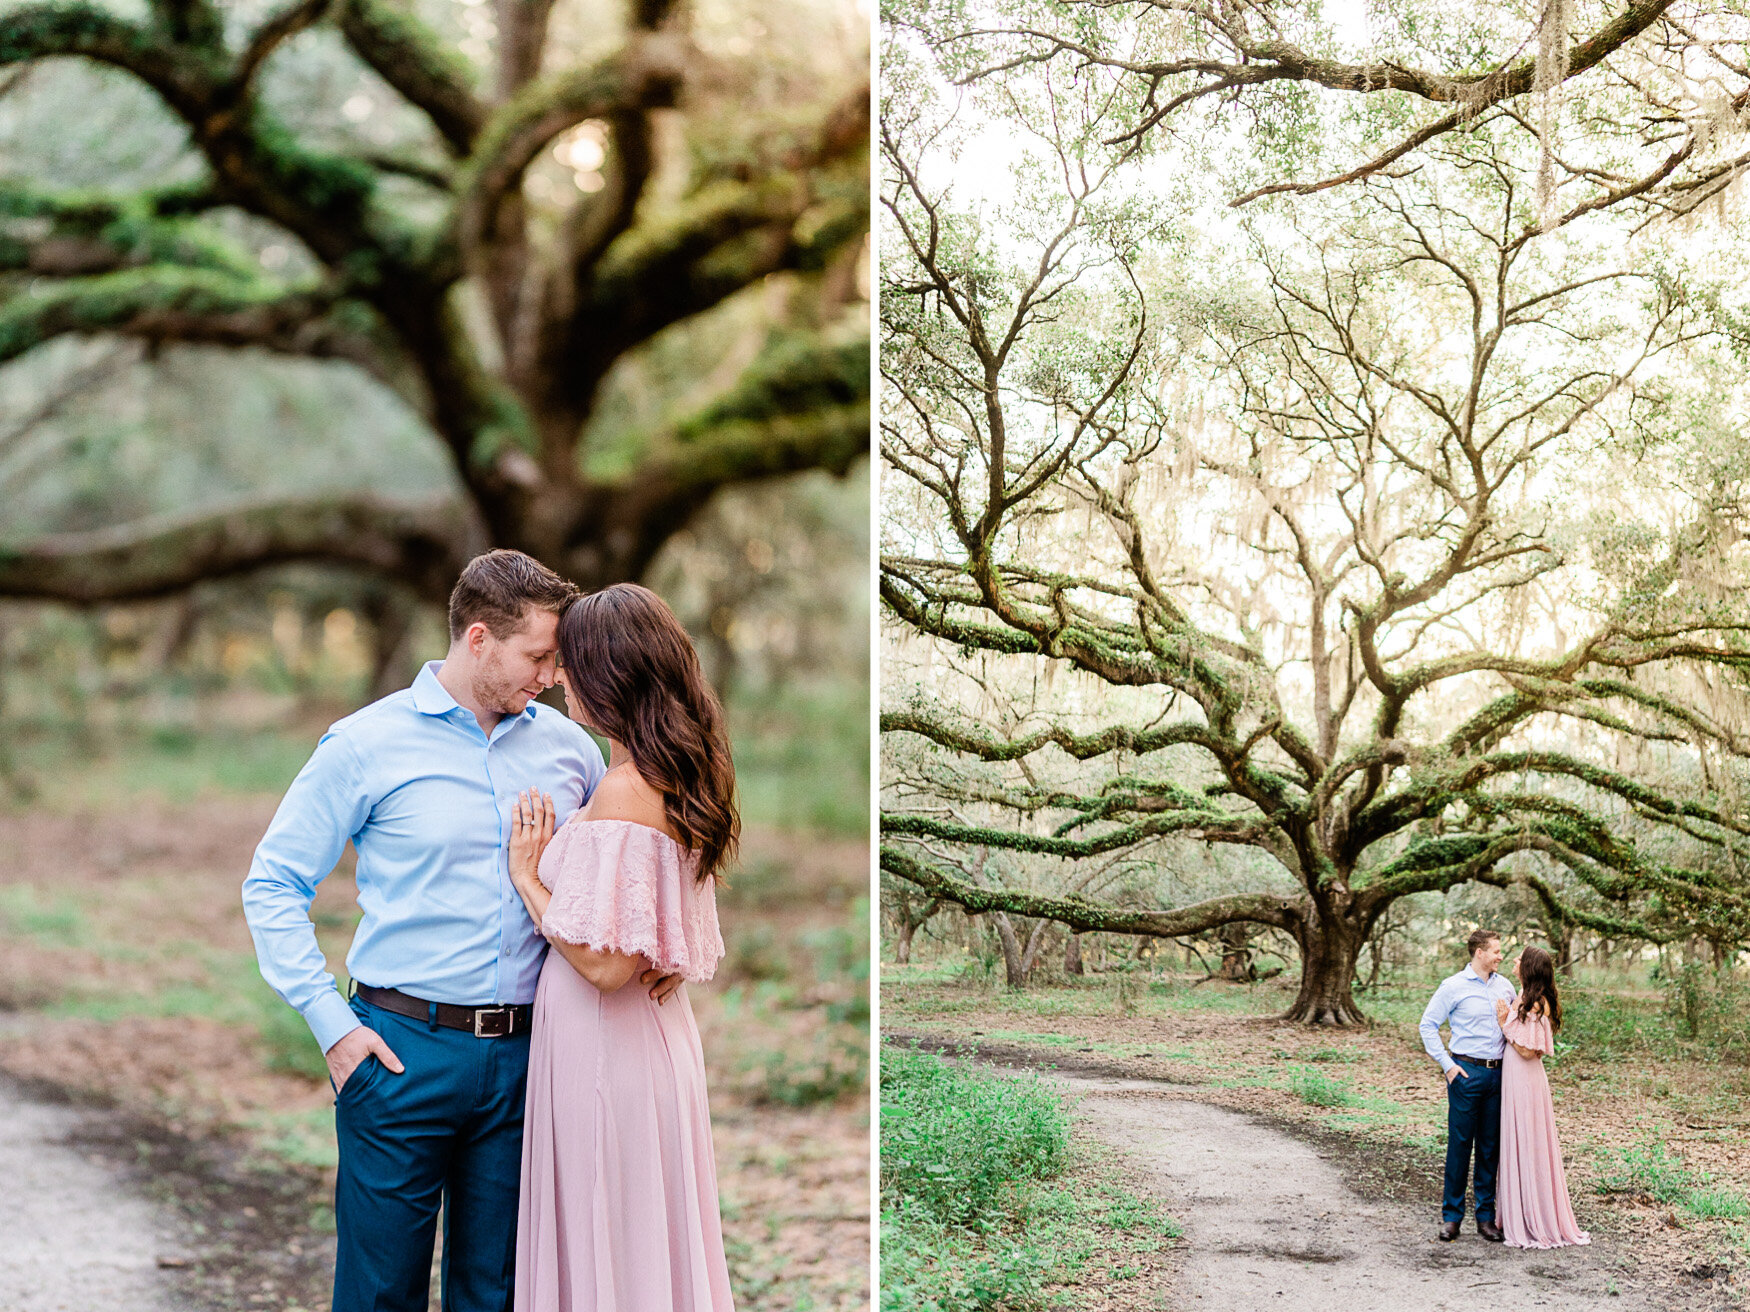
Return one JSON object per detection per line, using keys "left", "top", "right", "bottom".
{"left": 447, "top": 549, "right": 580, "bottom": 642}
{"left": 1466, "top": 928, "right": 1501, "bottom": 956}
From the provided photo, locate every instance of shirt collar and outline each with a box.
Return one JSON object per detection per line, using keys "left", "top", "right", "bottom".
{"left": 1462, "top": 963, "right": 1495, "bottom": 985}
{"left": 410, "top": 660, "right": 539, "bottom": 725}
{"left": 412, "top": 661, "right": 461, "bottom": 716}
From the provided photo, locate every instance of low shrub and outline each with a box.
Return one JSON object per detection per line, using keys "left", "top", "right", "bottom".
{"left": 1287, "top": 1064, "right": 1358, "bottom": 1108}
{"left": 881, "top": 1046, "right": 1070, "bottom": 1225}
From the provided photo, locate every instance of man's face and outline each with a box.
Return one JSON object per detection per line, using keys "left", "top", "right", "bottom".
{"left": 471, "top": 607, "right": 560, "bottom": 715}
{"left": 1472, "top": 937, "right": 1504, "bottom": 976}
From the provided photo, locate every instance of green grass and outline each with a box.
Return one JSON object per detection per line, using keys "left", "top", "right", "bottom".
{"left": 13, "top": 722, "right": 320, "bottom": 807}
{"left": 718, "top": 900, "right": 870, "bottom": 1108}
{"left": 8, "top": 676, "right": 866, "bottom": 838}
{"left": 1592, "top": 1134, "right": 1750, "bottom": 1223}
{"left": 0, "top": 885, "right": 87, "bottom": 946}
{"left": 882, "top": 1046, "right": 1069, "bottom": 1224}
{"left": 1286, "top": 1064, "right": 1359, "bottom": 1108}
{"left": 881, "top": 1045, "right": 1179, "bottom": 1311}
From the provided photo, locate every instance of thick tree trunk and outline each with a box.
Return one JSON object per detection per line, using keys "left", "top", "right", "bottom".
{"left": 1064, "top": 932, "right": 1083, "bottom": 975}
{"left": 1285, "top": 911, "right": 1367, "bottom": 1025}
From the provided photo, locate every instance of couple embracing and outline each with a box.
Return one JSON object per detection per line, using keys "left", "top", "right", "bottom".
{"left": 1420, "top": 928, "right": 1589, "bottom": 1249}
{"left": 243, "top": 549, "right": 737, "bottom": 1312}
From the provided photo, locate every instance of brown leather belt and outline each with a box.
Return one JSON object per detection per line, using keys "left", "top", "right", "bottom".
{"left": 1452, "top": 1052, "right": 1501, "bottom": 1069}
{"left": 355, "top": 983, "right": 532, "bottom": 1038}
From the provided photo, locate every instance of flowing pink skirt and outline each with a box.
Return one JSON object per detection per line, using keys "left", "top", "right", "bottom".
{"left": 514, "top": 957, "right": 735, "bottom": 1311}
{"left": 1498, "top": 1046, "right": 1590, "bottom": 1249}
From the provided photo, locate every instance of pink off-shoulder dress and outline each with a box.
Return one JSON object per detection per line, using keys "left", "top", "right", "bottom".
{"left": 1498, "top": 1008, "right": 1590, "bottom": 1249}
{"left": 514, "top": 818, "right": 733, "bottom": 1312}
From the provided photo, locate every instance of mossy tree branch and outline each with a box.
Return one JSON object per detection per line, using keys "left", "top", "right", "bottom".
{"left": 333, "top": 0, "right": 483, "bottom": 154}
{"left": 1, "top": 0, "right": 868, "bottom": 596}
{"left": 881, "top": 845, "right": 1302, "bottom": 937}
{"left": 0, "top": 494, "right": 483, "bottom": 603}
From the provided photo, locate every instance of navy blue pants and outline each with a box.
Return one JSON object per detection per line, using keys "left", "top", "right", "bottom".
{"left": 332, "top": 995, "right": 531, "bottom": 1312}
{"left": 1442, "top": 1054, "right": 1502, "bottom": 1225}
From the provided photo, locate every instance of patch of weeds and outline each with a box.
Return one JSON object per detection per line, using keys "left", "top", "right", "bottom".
{"left": 1594, "top": 1135, "right": 1750, "bottom": 1221}
{"left": 1686, "top": 1189, "right": 1750, "bottom": 1221}
{"left": 723, "top": 1232, "right": 786, "bottom": 1309}
{"left": 1286, "top": 1065, "right": 1359, "bottom": 1108}
{"left": 246, "top": 1107, "right": 337, "bottom": 1170}
{"left": 758, "top": 1040, "right": 868, "bottom": 1107}
{"left": 0, "top": 884, "right": 86, "bottom": 946}
{"left": 880, "top": 1205, "right": 1052, "bottom": 1312}
{"left": 725, "top": 924, "right": 792, "bottom": 982}
{"left": 882, "top": 1046, "right": 1069, "bottom": 1224}
{"left": 883, "top": 1046, "right": 1181, "bottom": 1311}
{"left": 256, "top": 989, "right": 331, "bottom": 1082}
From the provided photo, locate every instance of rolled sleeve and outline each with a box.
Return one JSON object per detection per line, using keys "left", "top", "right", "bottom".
{"left": 1418, "top": 982, "right": 1457, "bottom": 1075}
{"left": 242, "top": 729, "right": 373, "bottom": 1053}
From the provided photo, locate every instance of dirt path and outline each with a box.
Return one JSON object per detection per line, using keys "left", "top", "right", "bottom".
{"left": 0, "top": 1075, "right": 196, "bottom": 1312}
{"left": 898, "top": 1032, "right": 1674, "bottom": 1312}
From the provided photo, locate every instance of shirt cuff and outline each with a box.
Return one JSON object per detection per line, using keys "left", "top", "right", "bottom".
{"left": 304, "top": 990, "right": 362, "bottom": 1053}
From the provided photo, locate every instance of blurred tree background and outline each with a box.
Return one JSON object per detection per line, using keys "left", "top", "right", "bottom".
{"left": 0, "top": 0, "right": 870, "bottom": 815}
{"left": 0, "top": 0, "right": 870, "bottom": 1304}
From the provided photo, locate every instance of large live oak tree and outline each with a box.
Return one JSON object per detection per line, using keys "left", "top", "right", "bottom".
{"left": 880, "top": 3, "right": 1750, "bottom": 1023}
{"left": 0, "top": 0, "right": 868, "bottom": 601}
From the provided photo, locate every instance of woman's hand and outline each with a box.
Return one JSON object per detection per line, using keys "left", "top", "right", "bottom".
{"left": 510, "top": 789, "right": 556, "bottom": 888}
{"left": 1495, "top": 998, "right": 1510, "bottom": 1025}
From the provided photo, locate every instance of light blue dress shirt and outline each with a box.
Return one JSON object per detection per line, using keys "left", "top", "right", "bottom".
{"left": 242, "top": 661, "right": 606, "bottom": 1052}
{"left": 1418, "top": 964, "right": 1518, "bottom": 1074}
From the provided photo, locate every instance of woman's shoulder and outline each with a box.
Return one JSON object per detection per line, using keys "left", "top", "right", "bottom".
{"left": 577, "top": 768, "right": 679, "bottom": 842}
{"left": 585, "top": 767, "right": 668, "bottom": 823}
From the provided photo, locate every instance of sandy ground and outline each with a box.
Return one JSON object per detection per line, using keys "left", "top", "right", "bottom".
{"left": 1056, "top": 1071, "right": 1655, "bottom": 1311}
{"left": 0, "top": 1073, "right": 196, "bottom": 1312}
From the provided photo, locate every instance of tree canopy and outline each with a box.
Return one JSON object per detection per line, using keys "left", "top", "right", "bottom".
{"left": 0, "top": 0, "right": 869, "bottom": 601}
{"left": 880, "top": 0, "right": 1750, "bottom": 1022}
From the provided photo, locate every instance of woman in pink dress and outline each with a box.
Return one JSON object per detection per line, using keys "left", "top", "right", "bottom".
{"left": 1493, "top": 946, "right": 1589, "bottom": 1249}
{"left": 505, "top": 582, "right": 738, "bottom": 1312}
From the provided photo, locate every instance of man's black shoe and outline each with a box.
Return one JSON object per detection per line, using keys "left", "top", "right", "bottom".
{"left": 1438, "top": 1221, "right": 1460, "bottom": 1242}
{"left": 1477, "top": 1219, "right": 1504, "bottom": 1243}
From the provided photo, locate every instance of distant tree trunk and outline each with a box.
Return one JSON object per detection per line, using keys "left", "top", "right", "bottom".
{"left": 362, "top": 587, "right": 420, "bottom": 701}
{"left": 1361, "top": 936, "right": 1383, "bottom": 992}
{"left": 991, "top": 912, "right": 1049, "bottom": 987}
{"left": 1022, "top": 920, "right": 1049, "bottom": 976}
{"left": 894, "top": 916, "right": 916, "bottom": 965}
{"left": 1216, "top": 923, "right": 1254, "bottom": 981}
{"left": 1547, "top": 918, "right": 1575, "bottom": 977}
{"left": 888, "top": 890, "right": 940, "bottom": 965}
{"left": 993, "top": 912, "right": 1026, "bottom": 986}
{"left": 142, "top": 594, "right": 199, "bottom": 675}
{"left": 1064, "top": 932, "right": 1084, "bottom": 975}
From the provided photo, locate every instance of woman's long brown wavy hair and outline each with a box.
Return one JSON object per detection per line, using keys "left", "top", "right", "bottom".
{"left": 1514, "top": 945, "right": 1562, "bottom": 1032}
{"left": 557, "top": 583, "right": 738, "bottom": 883}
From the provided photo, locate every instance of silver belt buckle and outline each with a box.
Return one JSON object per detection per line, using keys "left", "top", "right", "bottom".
{"left": 474, "top": 1007, "right": 512, "bottom": 1038}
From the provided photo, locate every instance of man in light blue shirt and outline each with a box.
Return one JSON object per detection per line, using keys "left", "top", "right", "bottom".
{"left": 1419, "top": 928, "right": 1517, "bottom": 1244}
{"left": 243, "top": 550, "right": 668, "bottom": 1312}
